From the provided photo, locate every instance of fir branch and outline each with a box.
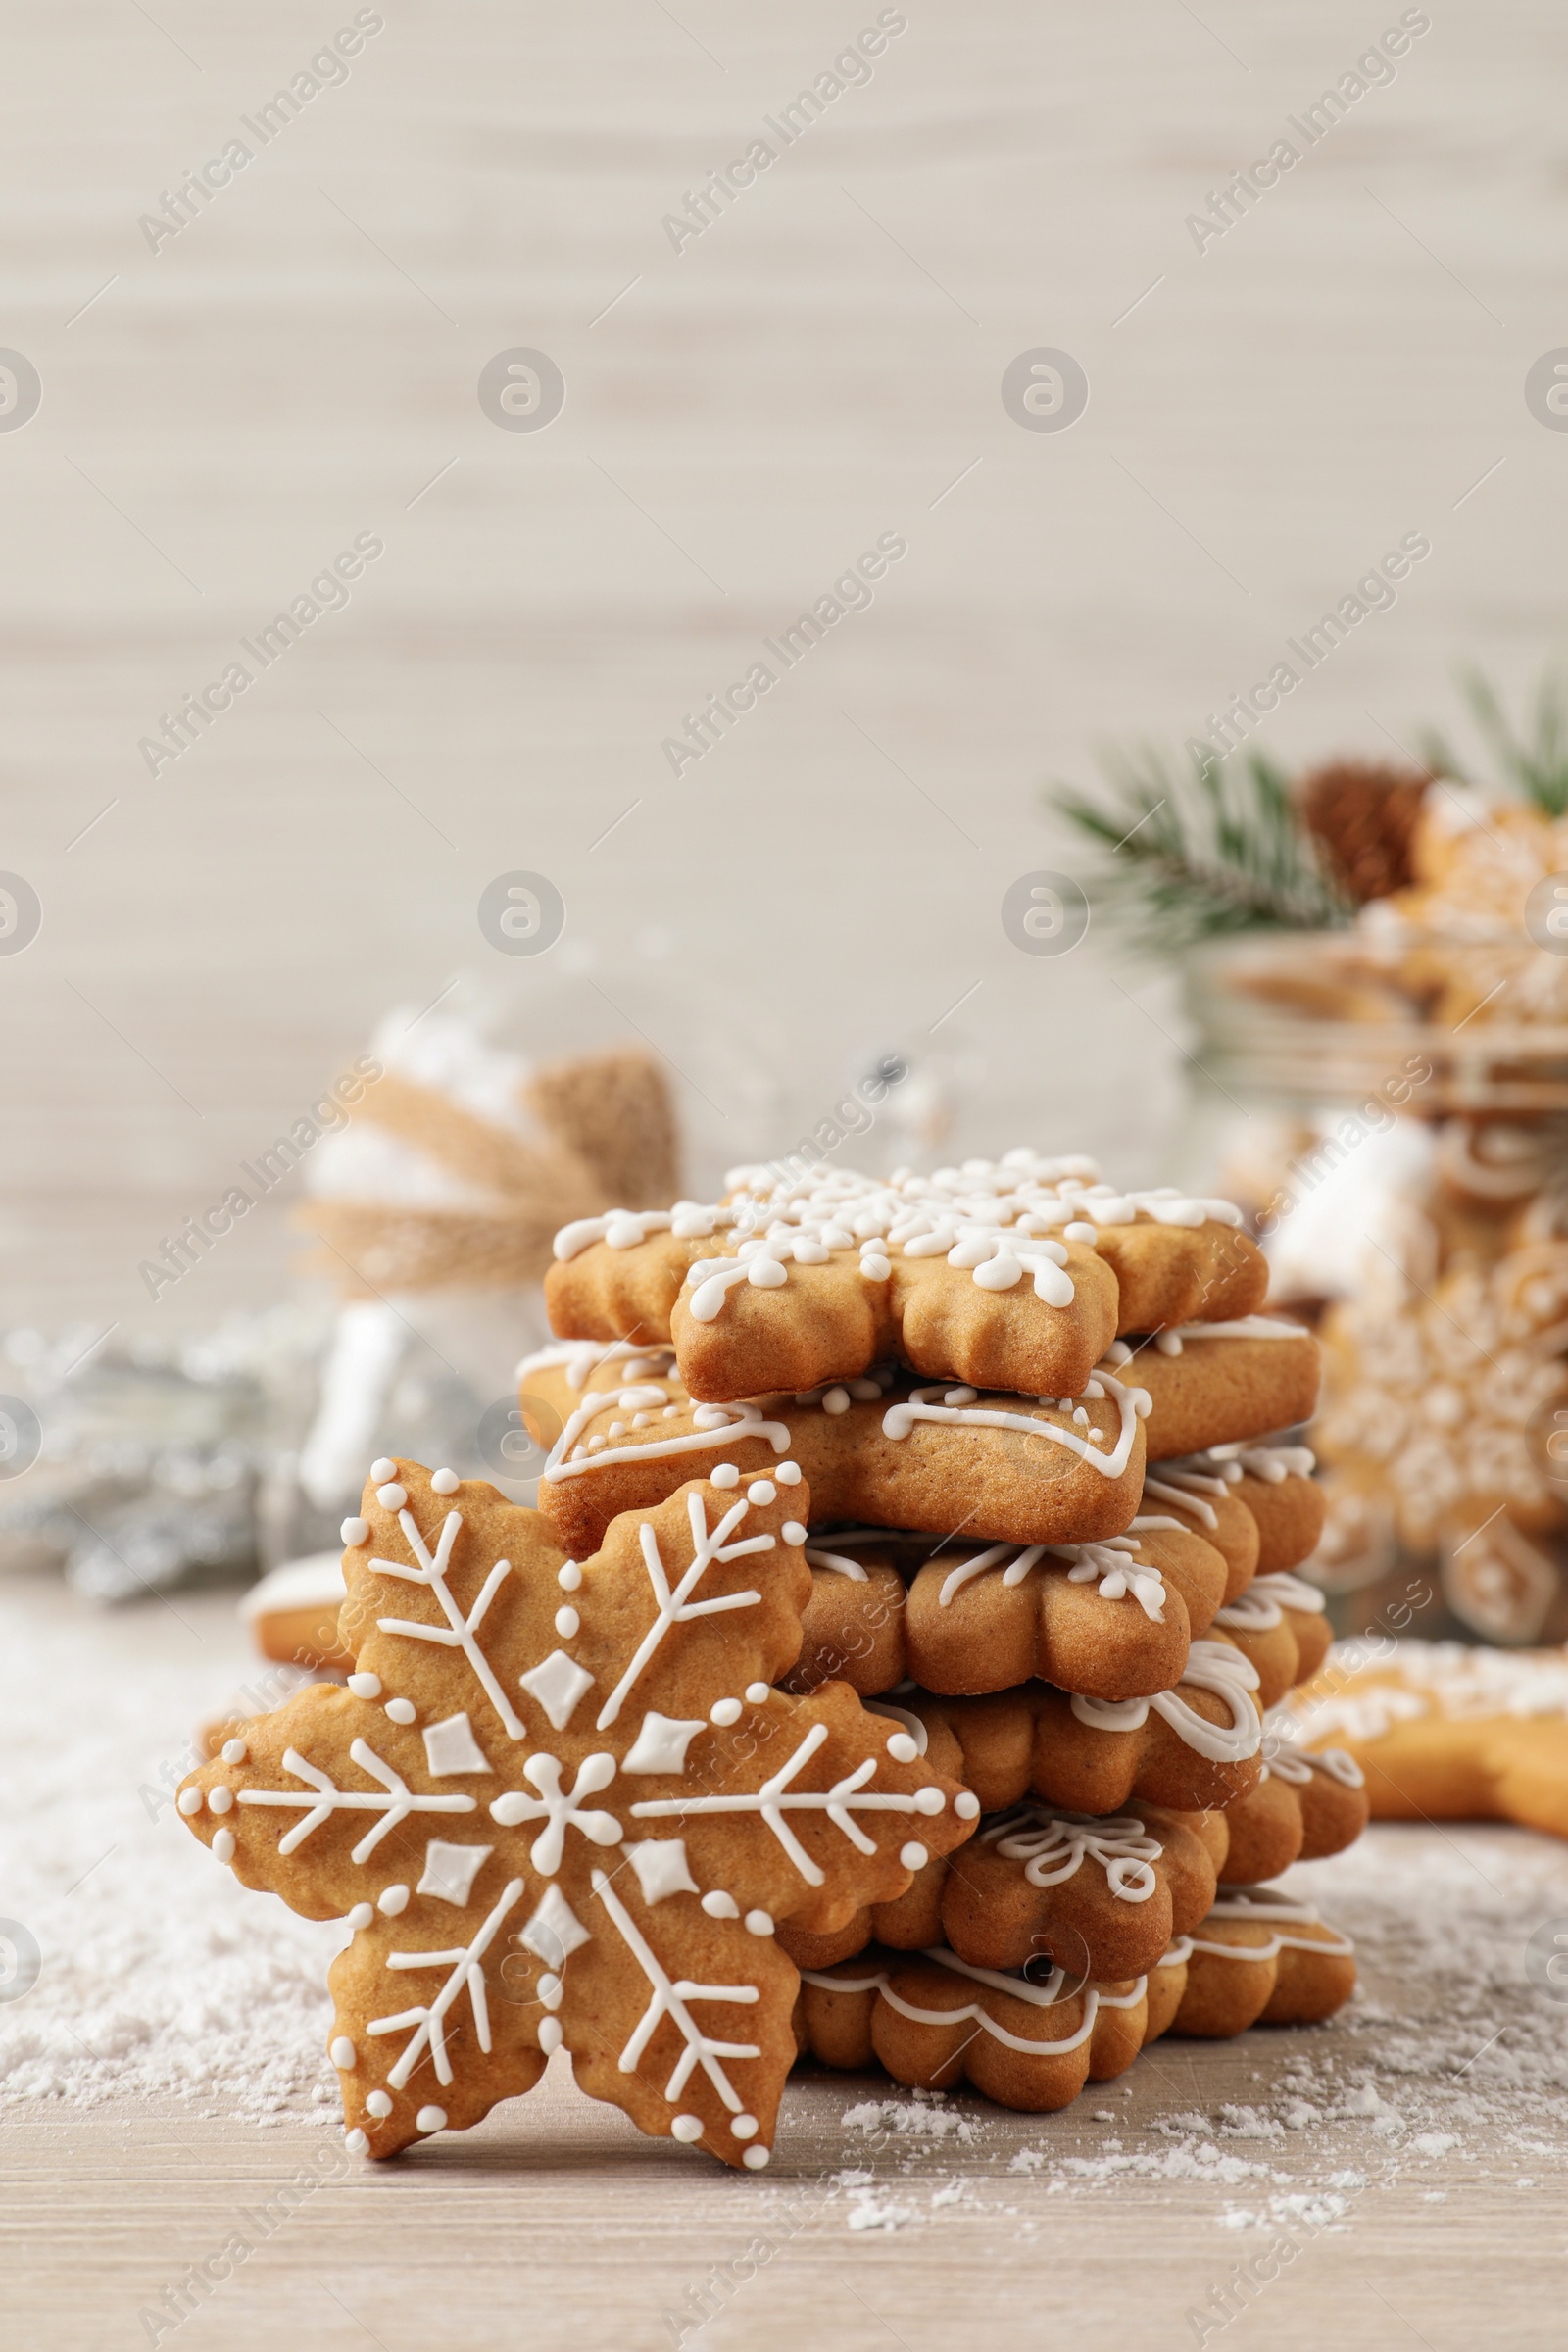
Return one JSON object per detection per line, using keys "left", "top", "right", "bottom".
{"left": 1052, "top": 744, "right": 1352, "bottom": 955}
{"left": 1416, "top": 665, "right": 1568, "bottom": 818}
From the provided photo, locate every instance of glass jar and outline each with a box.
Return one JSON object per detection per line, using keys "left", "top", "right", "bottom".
{"left": 1177, "top": 929, "right": 1568, "bottom": 1648}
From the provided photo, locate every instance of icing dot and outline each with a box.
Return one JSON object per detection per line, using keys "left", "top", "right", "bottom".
{"left": 776, "top": 1461, "right": 802, "bottom": 1485}
{"left": 782, "top": 1522, "right": 808, "bottom": 1546}
{"left": 744, "top": 1910, "right": 773, "bottom": 1936}
{"left": 555, "top": 1606, "right": 580, "bottom": 1639}
{"left": 208, "top": 1786, "right": 233, "bottom": 1815}
{"left": 671, "top": 2114, "right": 704, "bottom": 2143}
{"left": 220, "top": 1738, "right": 248, "bottom": 1765}
{"left": 177, "top": 1788, "right": 203, "bottom": 1816}
{"left": 366, "top": 2090, "right": 393, "bottom": 2118}
{"left": 710, "top": 1463, "right": 741, "bottom": 1490}
{"left": 430, "top": 1467, "right": 459, "bottom": 1494}
{"left": 377, "top": 1483, "right": 408, "bottom": 1511}
{"left": 330, "top": 2037, "right": 357, "bottom": 2070}
{"left": 348, "top": 1672, "right": 382, "bottom": 1700}
{"left": 212, "top": 1828, "right": 235, "bottom": 1863}
{"left": 416, "top": 2106, "right": 447, "bottom": 2134}
{"left": 347, "top": 1903, "right": 374, "bottom": 1932}
{"left": 710, "top": 1698, "right": 743, "bottom": 1727}
{"left": 743, "top": 2145, "right": 770, "bottom": 2170}
{"left": 900, "top": 1841, "right": 929, "bottom": 1871}
{"left": 730, "top": 2113, "right": 759, "bottom": 2139}
{"left": 370, "top": 1458, "right": 396, "bottom": 1482}
{"left": 886, "top": 1734, "right": 918, "bottom": 1764}
{"left": 586, "top": 1436, "right": 606, "bottom": 1451}
{"left": 744, "top": 1683, "right": 770, "bottom": 1705}
{"left": 1064, "top": 1221, "right": 1098, "bottom": 1243}
{"left": 608, "top": 1422, "right": 626, "bottom": 1440}
{"left": 345, "top": 2129, "right": 369, "bottom": 2155}
{"left": 955, "top": 1791, "right": 981, "bottom": 1820}
{"left": 747, "top": 1480, "right": 777, "bottom": 1506}
{"left": 702, "top": 1891, "right": 740, "bottom": 1919}
{"left": 538, "top": 1972, "right": 563, "bottom": 2007}
{"left": 558, "top": 1562, "right": 583, "bottom": 1591}
{"left": 662, "top": 1405, "right": 680, "bottom": 1420}
{"left": 822, "top": 1387, "right": 851, "bottom": 1415}
{"left": 860, "top": 1256, "right": 892, "bottom": 1281}
{"left": 384, "top": 1698, "right": 416, "bottom": 1726}
{"left": 378, "top": 1885, "right": 410, "bottom": 1916}
{"left": 913, "top": 1786, "right": 946, "bottom": 1816}
{"left": 340, "top": 1516, "right": 369, "bottom": 1547}
{"left": 538, "top": 2017, "right": 564, "bottom": 2055}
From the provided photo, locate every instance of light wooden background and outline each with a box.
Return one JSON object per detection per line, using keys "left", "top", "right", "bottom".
{"left": 3, "top": 0, "right": 1565, "bottom": 1334}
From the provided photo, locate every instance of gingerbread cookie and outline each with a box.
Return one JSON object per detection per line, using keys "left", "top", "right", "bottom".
{"left": 547, "top": 1157, "right": 1266, "bottom": 1404}
{"left": 899, "top": 1515, "right": 1227, "bottom": 1701}
{"left": 243, "top": 1551, "right": 353, "bottom": 1675}
{"left": 1119, "top": 1326, "right": 1320, "bottom": 1460}
{"left": 1212, "top": 1713, "right": 1368, "bottom": 1883}
{"left": 1210, "top": 1572, "right": 1334, "bottom": 1709}
{"left": 176, "top": 1459, "right": 973, "bottom": 2171}
{"left": 1143, "top": 1440, "right": 1323, "bottom": 1585}
{"left": 777, "top": 1798, "right": 1221, "bottom": 1983}
{"left": 526, "top": 1348, "right": 1151, "bottom": 1560}
{"left": 794, "top": 1943, "right": 1175, "bottom": 2112}
{"left": 1171, "top": 1891, "right": 1355, "bottom": 2035}
{"left": 1287, "top": 1639, "right": 1568, "bottom": 1838}
{"left": 868, "top": 1637, "right": 1265, "bottom": 1820}
{"left": 783, "top": 1516, "right": 1230, "bottom": 1704}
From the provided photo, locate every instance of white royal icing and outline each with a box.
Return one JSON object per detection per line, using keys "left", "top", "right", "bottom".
{"left": 801, "top": 1943, "right": 1150, "bottom": 2058}
{"left": 1187, "top": 1888, "right": 1354, "bottom": 1963}
{"left": 1258, "top": 1707, "right": 1364, "bottom": 1790}
{"left": 627, "top": 1718, "right": 949, "bottom": 1889}
{"left": 1069, "top": 1639, "right": 1263, "bottom": 1764}
{"left": 981, "top": 1805, "right": 1162, "bottom": 1901}
{"left": 1150, "top": 1315, "right": 1313, "bottom": 1357}
{"left": 544, "top": 1395, "right": 791, "bottom": 1486}
{"left": 236, "top": 1741, "right": 477, "bottom": 1861}
{"left": 883, "top": 1368, "right": 1149, "bottom": 1481}
{"left": 551, "top": 1159, "right": 1246, "bottom": 1332}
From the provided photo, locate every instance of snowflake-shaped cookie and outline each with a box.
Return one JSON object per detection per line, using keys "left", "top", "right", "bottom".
{"left": 547, "top": 1153, "right": 1264, "bottom": 1403}
{"left": 176, "top": 1458, "right": 974, "bottom": 2170}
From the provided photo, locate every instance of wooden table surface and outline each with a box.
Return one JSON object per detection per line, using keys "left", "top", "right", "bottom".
{"left": 7, "top": 2026, "right": 1566, "bottom": 2352}
{"left": 5, "top": 1579, "right": 1568, "bottom": 2352}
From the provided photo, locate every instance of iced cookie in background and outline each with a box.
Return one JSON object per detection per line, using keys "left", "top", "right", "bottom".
{"left": 177, "top": 1458, "right": 975, "bottom": 2172}
{"left": 1287, "top": 1638, "right": 1568, "bottom": 1838}
{"left": 242, "top": 1550, "right": 352, "bottom": 1674}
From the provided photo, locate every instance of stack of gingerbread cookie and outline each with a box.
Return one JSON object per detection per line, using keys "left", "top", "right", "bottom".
{"left": 529, "top": 1152, "right": 1369, "bottom": 2114}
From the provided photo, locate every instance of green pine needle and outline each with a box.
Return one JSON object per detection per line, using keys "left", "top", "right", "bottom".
{"left": 1415, "top": 665, "right": 1568, "bottom": 818}
{"left": 1052, "top": 743, "right": 1353, "bottom": 955}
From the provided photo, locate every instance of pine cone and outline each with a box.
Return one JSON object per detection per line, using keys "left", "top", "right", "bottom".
{"left": 1298, "top": 760, "right": 1430, "bottom": 905}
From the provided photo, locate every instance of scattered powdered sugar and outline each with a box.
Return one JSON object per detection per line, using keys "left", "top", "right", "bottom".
{"left": 0, "top": 1578, "right": 347, "bottom": 2126}
{"left": 8, "top": 1572, "right": 1568, "bottom": 2234}
{"left": 841, "top": 2093, "right": 978, "bottom": 2144}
